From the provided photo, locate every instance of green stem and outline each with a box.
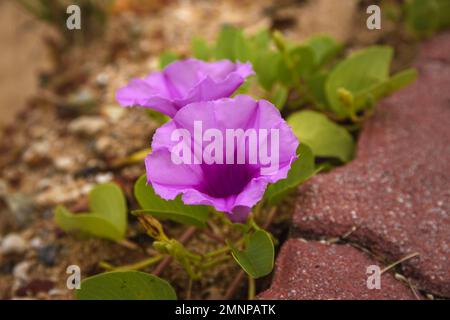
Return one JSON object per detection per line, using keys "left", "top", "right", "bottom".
{"left": 201, "top": 255, "right": 231, "bottom": 270}
{"left": 211, "top": 209, "right": 233, "bottom": 226}
{"left": 204, "top": 238, "right": 245, "bottom": 259}
{"left": 248, "top": 276, "right": 256, "bottom": 300}
{"left": 204, "top": 245, "right": 231, "bottom": 259}
{"left": 99, "top": 255, "right": 163, "bottom": 271}
{"left": 248, "top": 215, "right": 260, "bottom": 230}
{"left": 253, "top": 201, "right": 264, "bottom": 219}
{"left": 186, "top": 278, "right": 193, "bottom": 299}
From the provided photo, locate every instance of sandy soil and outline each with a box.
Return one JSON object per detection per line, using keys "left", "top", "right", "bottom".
{"left": 0, "top": 1, "right": 53, "bottom": 132}
{"left": 0, "top": 0, "right": 421, "bottom": 300}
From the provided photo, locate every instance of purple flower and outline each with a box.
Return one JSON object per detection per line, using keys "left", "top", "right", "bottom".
{"left": 116, "top": 58, "right": 254, "bottom": 118}
{"left": 145, "top": 95, "right": 299, "bottom": 222}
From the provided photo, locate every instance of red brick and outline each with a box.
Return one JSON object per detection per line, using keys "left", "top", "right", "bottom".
{"left": 259, "top": 240, "right": 417, "bottom": 300}
{"left": 292, "top": 33, "right": 450, "bottom": 297}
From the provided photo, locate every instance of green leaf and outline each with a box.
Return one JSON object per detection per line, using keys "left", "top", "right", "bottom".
{"left": 253, "top": 51, "right": 281, "bottom": 90}
{"left": 214, "top": 25, "right": 250, "bottom": 61}
{"left": 270, "top": 85, "right": 288, "bottom": 109}
{"left": 325, "top": 46, "right": 393, "bottom": 116}
{"left": 54, "top": 183, "right": 127, "bottom": 241}
{"left": 192, "top": 36, "right": 211, "bottom": 60}
{"left": 250, "top": 29, "right": 271, "bottom": 51}
{"left": 76, "top": 271, "right": 177, "bottom": 300}
{"left": 277, "top": 57, "right": 293, "bottom": 87}
{"left": 264, "top": 144, "right": 315, "bottom": 204}
{"left": 436, "top": 0, "right": 450, "bottom": 30}
{"left": 159, "top": 52, "right": 179, "bottom": 69}
{"left": 232, "top": 78, "right": 251, "bottom": 96}
{"left": 55, "top": 207, "right": 124, "bottom": 241}
{"left": 287, "top": 110, "right": 355, "bottom": 162}
{"left": 306, "top": 35, "right": 342, "bottom": 67}
{"left": 306, "top": 72, "right": 329, "bottom": 109}
{"left": 145, "top": 109, "right": 170, "bottom": 124}
{"left": 215, "top": 25, "right": 237, "bottom": 59}
{"left": 290, "top": 45, "right": 315, "bottom": 76}
{"left": 405, "top": 0, "right": 450, "bottom": 37}
{"left": 405, "top": 0, "right": 439, "bottom": 36}
{"left": 277, "top": 46, "right": 315, "bottom": 86}
{"left": 89, "top": 183, "right": 127, "bottom": 223}
{"left": 354, "top": 69, "right": 417, "bottom": 108}
{"left": 134, "top": 175, "right": 209, "bottom": 227}
{"left": 229, "top": 230, "right": 274, "bottom": 279}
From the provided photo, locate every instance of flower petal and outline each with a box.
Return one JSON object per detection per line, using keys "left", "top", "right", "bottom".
{"left": 116, "top": 59, "right": 254, "bottom": 118}
{"left": 145, "top": 150, "right": 203, "bottom": 200}
{"left": 145, "top": 95, "right": 299, "bottom": 220}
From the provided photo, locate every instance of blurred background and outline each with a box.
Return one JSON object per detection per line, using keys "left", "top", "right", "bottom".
{"left": 2, "top": 0, "right": 447, "bottom": 130}
{"left": 0, "top": 0, "right": 449, "bottom": 300}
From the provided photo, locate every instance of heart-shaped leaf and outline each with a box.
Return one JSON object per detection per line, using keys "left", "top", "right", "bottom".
{"left": 305, "top": 35, "right": 342, "bottom": 67}
{"left": 264, "top": 144, "right": 315, "bottom": 204}
{"left": 214, "top": 25, "right": 250, "bottom": 62}
{"left": 134, "top": 175, "right": 209, "bottom": 227}
{"left": 192, "top": 36, "right": 212, "bottom": 61}
{"left": 270, "top": 85, "right": 288, "bottom": 109}
{"left": 250, "top": 29, "right": 271, "bottom": 51}
{"left": 353, "top": 69, "right": 417, "bottom": 108}
{"left": 278, "top": 45, "right": 315, "bottom": 86}
{"left": 287, "top": 110, "right": 355, "bottom": 162}
{"left": 405, "top": 0, "right": 450, "bottom": 36}
{"left": 229, "top": 230, "right": 274, "bottom": 279}
{"left": 253, "top": 51, "right": 281, "bottom": 90}
{"left": 76, "top": 271, "right": 176, "bottom": 300}
{"left": 54, "top": 183, "right": 127, "bottom": 241}
{"left": 326, "top": 46, "right": 393, "bottom": 116}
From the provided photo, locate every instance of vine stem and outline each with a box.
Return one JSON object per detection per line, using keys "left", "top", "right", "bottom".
{"left": 203, "top": 238, "right": 245, "bottom": 259}
{"left": 186, "top": 278, "right": 193, "bottom": 300}
{"left": 248, "top": 276, "right": 256, "bottom": 300}
{"left": 153, "top": 226, "right": 197, "bottom": 276}
{"left": 203, "top": 246, "right": 231, "bottom": 259}
{"left": 225, "top": 207, "right": 278, "bottom": 299}
{"left": 100, "top": 255, "right": 163, "bottom": 271}
{"left": 381, "top": 252, "right": 420, "bottom": 274}
{"left": 201, "top": 255, "right": 231, "bottom": 270}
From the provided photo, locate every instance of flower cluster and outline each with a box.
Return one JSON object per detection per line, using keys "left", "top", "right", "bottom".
{"left": 117, "top": 59, "right": 298, "bottom": 221}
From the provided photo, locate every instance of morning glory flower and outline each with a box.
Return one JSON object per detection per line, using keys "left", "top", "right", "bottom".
{"left": 145, "top": 95, "right": 299, "bottom": 222}
{"left": 116, "top": 58, "right": 254, "bottom": 118}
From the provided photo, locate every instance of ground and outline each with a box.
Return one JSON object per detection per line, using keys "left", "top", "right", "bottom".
{"left": 0, "top": 0, "right": 442, "bottom": 300}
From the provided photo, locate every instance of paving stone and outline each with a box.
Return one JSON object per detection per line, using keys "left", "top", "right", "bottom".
{"left": 292, "top": 33, "right": 450, "bottom": 297}
{"left": 258, "top": 240, "right": 417, "bottom": 300}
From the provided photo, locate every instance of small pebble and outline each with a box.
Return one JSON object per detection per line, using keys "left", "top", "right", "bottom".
{"left": 68, "top": 116, "right": 107, "bottom": 136}
{"left": 30, "top": 237, "right": 43, "bottom": 249}
{"left": 13, "top": 261, "right": 31, "bottom": 281}
{"left": 37, "top": 245, "right": 60, "bottom": 267}
{"left": 53, "top": 156, "right": 76, "bottom": 171}
{"left": 100, "top": 104, "right": 125, "bottom": 123}
{"left": 95, "top": 72, "right": 109, "bottom": 86}
{"left": 22, "top": 141, "right": 50, "bottom": 165}
{"left": 0, "top": 234, "right": 27, "bottom": 255}
{"left": 95, "top": 136, "right": 114, "bottom": 154}
{"left": 95, "top": 172, "right": 113, "bottom": 184}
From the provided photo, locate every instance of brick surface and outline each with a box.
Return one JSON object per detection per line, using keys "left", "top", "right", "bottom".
{"left": 258, "top": 240, "right": 417, "bottom": 300}
{"left": 291, "top": 33, "right": 450, "bottom": 297}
